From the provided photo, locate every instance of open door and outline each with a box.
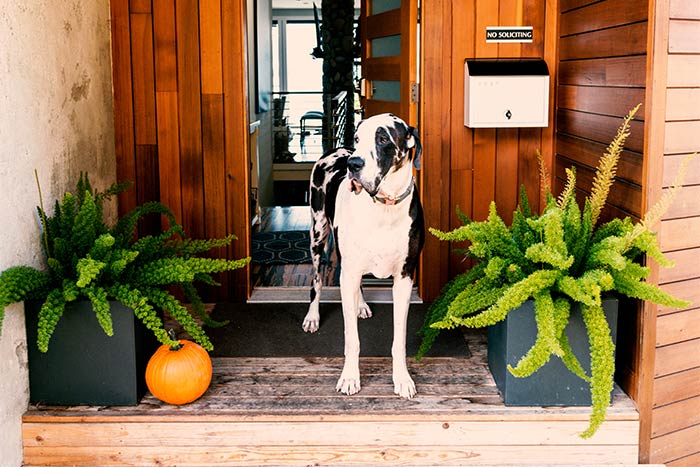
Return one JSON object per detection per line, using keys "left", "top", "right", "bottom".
{"left": 359, "top": 0, "right": 418, "bottom": 126}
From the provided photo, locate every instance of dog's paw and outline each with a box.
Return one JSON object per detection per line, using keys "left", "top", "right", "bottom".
{"left": 393, "top": 374, "right": 416, "bottom": 399}
{"left": 357, "top": 302, "right": 373, "bottom": 319}
{"left": 302, "top": 316, "right": 320, "bottom": 333}
{"left": 336, "top": 373, "right": 362, "bottom": 395}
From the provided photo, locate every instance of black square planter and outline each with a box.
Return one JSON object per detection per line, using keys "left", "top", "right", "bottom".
{"left": 487, "top": 297, "right": 618, "bottom": 406}
{"left": 25, "top": 300, "right": 157, "bottom": 406}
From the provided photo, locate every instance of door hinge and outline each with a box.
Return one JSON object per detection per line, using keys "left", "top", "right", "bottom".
{"left": 410, "top": 82, "right": 419, "bottom": 103}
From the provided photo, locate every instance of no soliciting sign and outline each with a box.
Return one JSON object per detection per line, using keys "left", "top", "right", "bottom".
{"left": 486, "top": 26, "right": 533, "bottom": 43}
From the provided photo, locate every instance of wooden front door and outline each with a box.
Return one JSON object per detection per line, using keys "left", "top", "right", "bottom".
{"left": 359, "top": 0, "right": 418, "bottom": 126}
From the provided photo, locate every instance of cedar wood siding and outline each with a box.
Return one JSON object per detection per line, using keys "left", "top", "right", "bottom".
{"left": 646, "top": 0, "right": 700, "bottom": 465}
{"left": 420, "top": 0, "right": 558, "bottom": 300}
{"left": 556, "top": 0, "right": 700, "bottom": 464}
{"left": 110, "top": 0, "right": 250, "bottom": 301}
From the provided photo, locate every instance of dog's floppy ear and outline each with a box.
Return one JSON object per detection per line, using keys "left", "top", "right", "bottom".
{"left": 406, "top": 126, "right": 422, "bottom": 170}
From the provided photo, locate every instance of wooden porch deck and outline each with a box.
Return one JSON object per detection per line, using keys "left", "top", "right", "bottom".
{"left": 22, "top": 333, "right": 641, "bottom": 466}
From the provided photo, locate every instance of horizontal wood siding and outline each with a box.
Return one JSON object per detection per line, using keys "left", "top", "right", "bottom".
{"left": 647, "top": 0, "right": 700, "bottom": 465}
{"left": 110, "top": 0, "right": 250, "bottom": 300}
{"left": 421, "top": 0, "right": 557, "bottom": 298}
{"left": 556, "top": 2, "right": 649, "bottom": 427}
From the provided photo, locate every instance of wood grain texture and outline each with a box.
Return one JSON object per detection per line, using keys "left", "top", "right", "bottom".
{"left": 650, "top": 423, "right": 700, "bottom": 465}
{"left": 658, "top": 248, "right": 700, "bottom": 284}
{"left": 110, "top": 0, "right": 137, "bottom": 215}
{"left": 667, "top": 54, "right": 700, "bottom": 87}
{"left": 559, "top": 22, "right": 648, "bottom": 60}
{"left": 558, "top": 85, "right": 645, "bottom": 118}
{"left": 670, "top": 0, "right": 700, "bottom": 19}
{"left": 669, "top": 19, "right": 700, "bottom": 53}
{"left": 221, "top": 0, "right": 251, "bottom": 301}
{"left": 656, "top": 308, "right": 700, "bottom": 347}
{"left": 653, "top": 366, "right": 700, "bottom": 408}
{"left": 155, "top": 91, "right": 182, "bottom": 225}
{"left": 200, "top": 0, "right": 224, "bottom": 94}
{"left": 130, "top": 13, "right": 157, "bottom": 145}
{"left": 22, "top": 334, "right": 639, "bottom": 466}
{"left": 559, "top": 0, "right": 647, "bottom": 37}
{"left": 153, "top": 0, "right": 177, "bottom": 91}
{"left": 666, "top": 88, "right": 700, "bottom": 121}
{"left": 558, "top": 56, "right": 647, "bottom": 87}
{"left": 655, "top": 338, "right": 700, "bottom": 377}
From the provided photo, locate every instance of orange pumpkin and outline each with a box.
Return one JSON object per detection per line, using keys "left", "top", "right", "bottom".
{"left": 145, "top": 340, "right": 212, "bottom": 405}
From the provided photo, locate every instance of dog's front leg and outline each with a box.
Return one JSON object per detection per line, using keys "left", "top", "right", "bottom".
{"left": 337, "top": 270, "right": 362, "bottom": 395}
{"left": 392, "top": 275, "right": 416, "bottom": 398}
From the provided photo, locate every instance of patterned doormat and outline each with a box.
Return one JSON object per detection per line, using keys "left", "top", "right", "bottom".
{"left": 252, "top": 230, "right": 311, "bottom": 264}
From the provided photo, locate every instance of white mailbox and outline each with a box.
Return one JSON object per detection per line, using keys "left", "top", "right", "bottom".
{"left": 464, "top": 59, "right": 549, "bottom": 128}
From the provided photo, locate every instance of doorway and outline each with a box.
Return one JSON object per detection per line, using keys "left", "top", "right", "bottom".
{"left": 249, "top": 0, "right": 420, "bottom": 301}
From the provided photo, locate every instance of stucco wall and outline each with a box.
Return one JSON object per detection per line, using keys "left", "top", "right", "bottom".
{"left": 0, "top": 1, "right": 116, "bottom": 466}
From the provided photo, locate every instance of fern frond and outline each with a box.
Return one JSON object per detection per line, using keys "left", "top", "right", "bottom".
{"left": 84, "top": 286, "right": 113, "bottom": 337}
{"left": 508, "top": 291, "right": 561, "bottom": 378}
{"left": 109, "top": 284, "right": 178, "bottom": 348}
{"left": 37, "top": 289, "right": 66, "bottom": 352}
{"left": 557, "top": 167, "right": 577, "bottom": 209}
{"left": 181, "top": 282, "right": 229, "bottom": 328}
{"left": 589, "top": 104, "right": 640, "bottom": 227}
{"left": 537, "top": 149, "right": 551, "bottom": 199}
{"left": 144, "top": 287, "right": 213, "bottom": 351}
{"left": 0, "top": 266, "right": 52, "bottom": 336}
{"left": 580, "top": 304, "right": 615, "bottom": 439}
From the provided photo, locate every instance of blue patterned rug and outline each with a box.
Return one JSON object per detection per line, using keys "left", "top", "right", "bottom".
{"left": 252, "top": 230, "right": 311, "bottom": 265}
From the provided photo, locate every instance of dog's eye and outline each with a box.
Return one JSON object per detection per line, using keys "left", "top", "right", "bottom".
{"left": 354, "top": 136, "right": 359, "bottom": 144}
{"left": 378, "top": 135, "right": 389, "bottom": 144}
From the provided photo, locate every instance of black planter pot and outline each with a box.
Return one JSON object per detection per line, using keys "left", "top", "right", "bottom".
{"left": 24, "top": 300, "right": 157, "bottom": 406}
{"left": 487, "top": 297, "right": 618, "bottom": 406}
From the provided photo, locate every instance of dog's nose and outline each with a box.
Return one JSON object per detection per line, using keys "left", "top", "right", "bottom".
{"left": 347, "top": 156, "right": 365, "bottom": 173}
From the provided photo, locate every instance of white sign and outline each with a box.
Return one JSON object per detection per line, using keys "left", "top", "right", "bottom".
{"left": 486, "top": 26, "right": 534, "bottom": 43}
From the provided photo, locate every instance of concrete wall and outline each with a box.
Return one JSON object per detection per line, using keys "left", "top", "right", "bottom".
{"left": 0, "top": 1, "right": 116, "bottom": 466}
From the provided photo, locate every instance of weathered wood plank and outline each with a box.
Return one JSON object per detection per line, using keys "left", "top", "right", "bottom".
{"left": 653, "top": 367, "right": 700, "bottom": 408}
{"left": 22, "top": 443, "right": 640, "bottom": 467}
{"left": 667, "top": 450, "right": 700, "bottom": 467}
{"left": 22, "top": 419, "right": 639, "bottom": 448}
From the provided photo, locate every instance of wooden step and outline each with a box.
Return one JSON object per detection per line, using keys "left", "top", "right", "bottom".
{"left": 23, "top": 333, "right": 640, "bottom": 466}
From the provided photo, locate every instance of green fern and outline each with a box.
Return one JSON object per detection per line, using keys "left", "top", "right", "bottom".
{"left": 0, "top": 172, "right": 250, "bottom": 353}
{"left": 419, "top": 109, "right": 692, "bottom": 438}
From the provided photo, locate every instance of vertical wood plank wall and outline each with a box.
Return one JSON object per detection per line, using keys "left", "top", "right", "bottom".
{"left": 110, "top": 0, "right": 251, "bottom": 301}
{"left": 645, "top": 1, "right": 700, "bottom": 465}
{"left": 420, "top": 0, "right": 557, "bottom": 300}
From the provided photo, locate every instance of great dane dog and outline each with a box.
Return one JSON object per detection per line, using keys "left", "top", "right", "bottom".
{"left": 302, "top": 113, "right": 424, "bottom": 399}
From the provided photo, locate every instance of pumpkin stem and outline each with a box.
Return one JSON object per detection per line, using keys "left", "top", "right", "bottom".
{"left": 167, "top": 328, "right": 183, "bottom": 351}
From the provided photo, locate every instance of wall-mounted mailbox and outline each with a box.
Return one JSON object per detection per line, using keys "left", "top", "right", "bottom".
{"left": 464, "top": 59, "right": 549, "bottom": 128}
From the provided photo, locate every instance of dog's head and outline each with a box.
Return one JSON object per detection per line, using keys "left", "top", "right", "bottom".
{"left": 347, "top": 113, "right": 421, "bottom": 197}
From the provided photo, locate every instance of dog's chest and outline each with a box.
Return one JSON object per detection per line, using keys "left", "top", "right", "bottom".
{"left": 335, "top": 185, "right": 412, "bottom": 278}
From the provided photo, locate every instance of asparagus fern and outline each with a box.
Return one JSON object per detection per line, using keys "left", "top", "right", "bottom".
{"left": 0, "top": 172, "right": 250, "bottom": 352}
{"left": 418, "top": 106, "right": 695, "bottom": 438}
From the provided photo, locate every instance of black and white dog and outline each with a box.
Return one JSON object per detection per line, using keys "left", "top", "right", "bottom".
{"left": 302, "top": 113, "right": 424, "bottom": 399}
